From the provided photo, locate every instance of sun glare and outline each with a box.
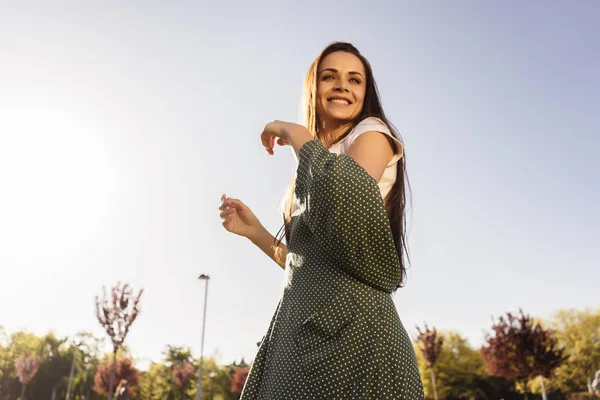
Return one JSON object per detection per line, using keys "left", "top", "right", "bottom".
{"left": 0, "top": 104, "right": 120, "bottom": 272}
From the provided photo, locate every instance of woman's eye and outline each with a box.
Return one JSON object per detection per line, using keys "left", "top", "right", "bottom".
{"left": 350, "top": 77, "right": 362, "bottom": 84}
{"left": 322, "top": 75, "right": 334, "bottom": 81}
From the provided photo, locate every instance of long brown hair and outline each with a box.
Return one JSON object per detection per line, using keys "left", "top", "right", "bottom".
{"left": 275, "top": 42, "right": 411, "bottom": 290}
{"left": 114, "top": 379, "right": 127, "bottom": 396}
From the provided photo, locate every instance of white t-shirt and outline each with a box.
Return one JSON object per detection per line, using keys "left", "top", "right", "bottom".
{"left": 329, "top": 117, "right": 403, "bottom": 200}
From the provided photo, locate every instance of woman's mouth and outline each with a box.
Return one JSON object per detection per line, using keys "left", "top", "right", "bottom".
{"left": 328, "top": 98, "right": 351, "bottom": 105}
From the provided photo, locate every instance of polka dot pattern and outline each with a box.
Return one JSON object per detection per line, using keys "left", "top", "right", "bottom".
{"left": 240, "top": 140, "right": 424, "bottom": 399}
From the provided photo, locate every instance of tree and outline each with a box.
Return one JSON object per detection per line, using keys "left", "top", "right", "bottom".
{"left": 0, "top": 330, "right": 40, "bottom": 398}
{"left": 0, "top": 326, "right": 10, "bottom": 396}
{"left": 165, "top": 345, "right": 196, "bottom": 399}
{"left": 550, "top": 308, "right": 600, "bottom": 394}
{"left": 173, "top": 360, "right": 195, "bottom": 399}
{"left": 0, "top": 330, "right": 107, "bottom": 400}
{"left": 415, "top": 331, "right": 488, "bottom": 400}
{"left": 230, "top": 367, "right": 249, "bottom": 396}
{"left": 137, "top": 362, "right": 173, "bottom": 400}
{"left": 193, "top": 356, "right": 232, "bottom": 400}
{"left": 27, "top": 332, "right": 72, "bottom": 400}
{"left": 68, "top": 332, "right": 104, "bottom": 400}
{"left": 93, "top": 357, "right": 139, "bottom": 397}
{"left": 164, "top": 346, "right": 194, "bottom": 367}
{"left": 136, "top": 346, "right": 196, "bottom": 400}
{"left": 95, "top": 282, "right": 143, "bottom": 400}
{"left": 61, "top": 332, "right": 105, "bottom": 400}
{"left": 416, "top": 324, "right": 444, "bottom": 400}
{"left": 481, "top": 309, "right": 566, "bottom": 400}
{"left": 15, "top": 354, "right": 39, "bottom": 400}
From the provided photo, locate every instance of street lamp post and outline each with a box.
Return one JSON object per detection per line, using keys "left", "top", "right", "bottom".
{"left": 65, "top": 347, "right": 77, "bottom": 400}
{"left": 195, "top": 274, "right": 210, "bottom": 400}
{"left": 208, "top": 371, "right": 216, "bottom": 400}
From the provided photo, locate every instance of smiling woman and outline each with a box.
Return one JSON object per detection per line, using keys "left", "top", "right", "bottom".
{"left": 0, "top": 102, "right": 120, "bottom": 271}
{"left": 220, "top": 42, "right": 423, "bottom": 400}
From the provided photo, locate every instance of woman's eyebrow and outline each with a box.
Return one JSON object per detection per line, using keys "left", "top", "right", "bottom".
{"left": 318, "top": 68, "right": 337, "bottom": 75}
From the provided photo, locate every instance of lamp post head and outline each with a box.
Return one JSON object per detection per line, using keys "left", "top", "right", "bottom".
{"left": 198, "top": 274, "right": 210, "bottom": 280}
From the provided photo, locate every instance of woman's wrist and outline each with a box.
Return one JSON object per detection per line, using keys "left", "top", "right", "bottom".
{"left": 247, "top": 224, "right": 268, "bottom": 243}
{"left": 288, "top": 126, "right": 314, "bottom": 155}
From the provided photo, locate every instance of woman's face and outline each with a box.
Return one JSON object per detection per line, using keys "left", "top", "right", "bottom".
{"left": 316, "top": 51, "right": 366, "bottom": 127}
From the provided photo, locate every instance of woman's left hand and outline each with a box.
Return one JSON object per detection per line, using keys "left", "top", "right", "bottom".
{"left": 261, "top": 120, "right": 312, "bottom": 155}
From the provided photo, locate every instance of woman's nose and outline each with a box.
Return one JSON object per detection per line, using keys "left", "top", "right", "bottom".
{"left": 334, "top": 79, "right": 349, "bottom": 92}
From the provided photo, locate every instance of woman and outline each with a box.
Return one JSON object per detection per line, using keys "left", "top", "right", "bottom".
{"left": 220, "top": 42, "right": 424, "bottom": 399}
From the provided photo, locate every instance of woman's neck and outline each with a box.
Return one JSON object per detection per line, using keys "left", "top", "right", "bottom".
{"left": 318, "top": 120, "right": 353, "bottom": 148}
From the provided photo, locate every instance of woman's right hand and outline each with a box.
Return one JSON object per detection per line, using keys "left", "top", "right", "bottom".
{"left": 219, "top": 194, "right": 263, "bottom": 239}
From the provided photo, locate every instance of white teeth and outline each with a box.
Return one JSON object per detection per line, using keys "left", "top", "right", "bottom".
{"left": 330, "top": 99, "right": 350, "bottom": 105}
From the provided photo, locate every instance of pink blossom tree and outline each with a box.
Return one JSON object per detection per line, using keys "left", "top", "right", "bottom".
{"left": 93, "top": 357, "right": 140, "bottom": 397}
{"left": 15, "top": 354, "right": 40, "bottom": 400}
{"left": 231, "top": 367, "right": 250, "bottom": 395}
{"left": 481, "top": 309, "right": 565, "bottom": 400}
{"left": 416, "top": 324, "right": 444, "bottom": 400}
{"left": 95, "top": 282, "right": 143, "bottom": 400}
{"left": 173, "top": 359, "right": 195, "bottom": 399}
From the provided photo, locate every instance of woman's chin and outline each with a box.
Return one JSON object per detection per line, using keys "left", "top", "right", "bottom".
{"left": 323, "top": 111, "right": 356, "bottom": 124}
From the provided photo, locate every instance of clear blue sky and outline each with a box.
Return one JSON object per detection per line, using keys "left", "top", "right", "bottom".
{"left": 1, "top": 1, "right": 598, "bottom": 368}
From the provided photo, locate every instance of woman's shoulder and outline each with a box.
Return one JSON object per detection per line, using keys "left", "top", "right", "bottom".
{"left": 346, "top": 117, "right": 403, "bottom": 161}
{"left": 353, "top": 117, "right": 391, "bottom": 134}
{"left": 347, "top": 117, "right": 397, "bottom": 147}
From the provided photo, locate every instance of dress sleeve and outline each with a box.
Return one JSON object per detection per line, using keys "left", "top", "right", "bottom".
{"left": 294, "top": 139, "right": 401, "bottom": 292}
{"left": 345, "top": 117, "right": 404, "bottom": 165}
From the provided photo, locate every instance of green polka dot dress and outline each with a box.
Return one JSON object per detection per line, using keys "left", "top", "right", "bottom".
{"left": 240, "top": 139, "right": 424, "bottom": 399}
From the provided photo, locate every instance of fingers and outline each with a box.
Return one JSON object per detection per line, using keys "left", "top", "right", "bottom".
{"left": 225, "top": 198, "right": 246, "bottom": 212}
{"left": 218, "top": 195, "right": 246, "bottom": 211}
{"left": 219, "top": 193, "right": 242, "bottom": 233}
{"left": 219, "top": 208, "right": 236, "bottom": 219}
{"left": 262, "top": 121, "right": 289, "bottom": 155}
{"left": 220, "top": 201, "right": 236, "bottom": 232}
{"left": 261, "top": 130, "right": 275, "bottom": 155}
{"left": 219, "top": 193, "right": 228, "bottom": 211}
{"left": 221, "top": 218, "right": 235, "bottom": 232}
{"left": 267, "top": 135, "right": 275, "bottom": 154}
